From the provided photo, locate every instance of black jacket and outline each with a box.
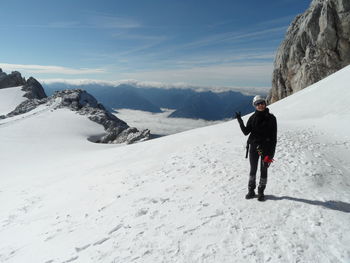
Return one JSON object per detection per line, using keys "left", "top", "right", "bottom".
{"left": 238, "top": 108, "right": 277, "bottom": 158}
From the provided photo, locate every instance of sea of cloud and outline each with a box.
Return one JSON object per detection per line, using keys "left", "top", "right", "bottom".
{"left": 40, "top": 78, "right": 269, "bottom": 95}
{"left": 114, "top": 108, "right": 225, "bottom": 136}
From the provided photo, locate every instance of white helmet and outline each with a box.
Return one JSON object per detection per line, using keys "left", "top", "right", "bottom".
{"left": 252, "top": 95, "right": 266, "bottom": 106}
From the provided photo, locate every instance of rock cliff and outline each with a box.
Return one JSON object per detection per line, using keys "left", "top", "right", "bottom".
{"left": 22, "top": 77, "right": 47, "bottom": 100}
{"left": 0, "top": 69, "right": 26, "bottom": 89}
{"left": 0, "top": 68, "right": 47, "bottom": 99}
{"left": 268, "top": 0, "right": 350, "bottom": 103}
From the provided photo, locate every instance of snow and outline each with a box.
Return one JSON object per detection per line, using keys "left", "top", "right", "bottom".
{"left": 1, "top": 66, "right": 350, "bottom": 262}
{"left": 0, "top": 86, "right": 26, "bottom": 115}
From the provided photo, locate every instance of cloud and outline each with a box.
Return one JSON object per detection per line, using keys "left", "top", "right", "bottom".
{"left": 40, "top": 78, "right": 119, "bottom": 86}
{"left": 257, "top": 15, "right": 296, "bottom": 28}
{"left": 9, "top": 14, "right": 141, "bottom": 30}
{"left": 115, "top": 62, "right": 273, "bottom": 88}
{"left": 168, "top": 50, "right": 276, "bottom": 68}
{"left": 0, "top": 63, "right": 105, "bottom": 75}
{"left": 13, "top": 21, "right": 82, "bottom": 29}
{"left": 88, "top": 15, "right": 141, "bottom": 29}
{"left": 114, "top": 108, "right": 224, "bottom": 136}
{"left": 177, "top": 26, "right": 287, "bottom": 51}
{"left": 40, "top": 76, "right": 270, "bottom": 96}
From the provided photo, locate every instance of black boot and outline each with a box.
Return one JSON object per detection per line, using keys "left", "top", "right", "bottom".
{"left": 257, "top": 186, "right": 265, "bottom": 201}
{"left": 245, "top": 189, "right": 256, "bottom": 199}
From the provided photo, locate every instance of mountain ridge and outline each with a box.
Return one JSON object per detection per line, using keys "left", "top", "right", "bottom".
{"left": 44, "top": 82, "right": 254, "bottom": 121}
{"left": 0, "top": 70, "right": 150, "bottom": 144}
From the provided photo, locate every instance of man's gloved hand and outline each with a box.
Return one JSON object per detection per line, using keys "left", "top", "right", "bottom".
{"left": 235, "top": 111, "right": 242, "bottom": 120}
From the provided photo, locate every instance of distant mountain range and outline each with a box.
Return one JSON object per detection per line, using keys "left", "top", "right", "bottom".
{"left": 43, "top": 83, "right": 254, "bottom": 121}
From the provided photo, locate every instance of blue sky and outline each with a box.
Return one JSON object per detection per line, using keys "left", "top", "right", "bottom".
{"left": 0, "top": 0, "right": 311, "bottom": 91}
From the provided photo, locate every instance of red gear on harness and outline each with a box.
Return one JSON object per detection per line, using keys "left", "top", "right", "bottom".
{"left": 263, "top": 155, "right": 274, "bottom": 163}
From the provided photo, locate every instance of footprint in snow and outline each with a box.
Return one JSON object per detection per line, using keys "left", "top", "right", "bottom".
{"left": 108, "top": 224, "right": 123, "bottom": 235}
{"left": 75, "top": 244, "right": 91, "bottom": 252}
{"left": 135, "top": 208, "right": 149, "bottom": 217}
{"left": 93, "top": 237, "right": 110, "bottom": 246}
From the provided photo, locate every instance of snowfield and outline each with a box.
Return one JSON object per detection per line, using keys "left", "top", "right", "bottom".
{"left": 0, "top": 86, "right": 26, "bottom": 115}
{"left": 0, "top": 66, "right": 350, "bottom": 263}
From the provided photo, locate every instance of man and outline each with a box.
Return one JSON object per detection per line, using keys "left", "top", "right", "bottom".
{"left": 235, "top": 95, "right": 277, "bottom": 201}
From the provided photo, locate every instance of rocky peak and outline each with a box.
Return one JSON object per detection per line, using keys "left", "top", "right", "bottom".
{"left": 6, "top": 88, "right": 150, "bottom": 144}
{"left": 0, "top": 69, "right": 46, "bottom": 100}
{"left": 0, "top": 70, "right": 26, "bottom": 89}
{"left": 53, "top": 89, "right": 150, "bottom": 144}
{"left": 22, "top": 77, "right": 47, "bottom": 100}
{"left": 268, "top": 0, "right": 350, "bottom": 103}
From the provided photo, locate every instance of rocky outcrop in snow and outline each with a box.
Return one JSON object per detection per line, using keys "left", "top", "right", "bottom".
{"left": 0, "top": 68, "right": 47, "bottom": 99}
{"left": 51, "top": 89, "right": 150, "bottom": 144}
{"left": 268, "top": 0, "right": 350, "bottom": 103}
{"left": 1, "top": 69, "right": 149, "bottom": 144}
{"left": 6, "top": 89, "right": 150, "bottom": 144}
{"left": 22, "top": 77, "right": 47, "bottom": 100}
{"left": 0, "top": 69, "right": 26, "bottom": 89}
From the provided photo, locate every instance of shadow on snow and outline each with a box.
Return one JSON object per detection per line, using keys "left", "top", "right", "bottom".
{"left": 266, "top": 195, "right": 350, "bottom": 214}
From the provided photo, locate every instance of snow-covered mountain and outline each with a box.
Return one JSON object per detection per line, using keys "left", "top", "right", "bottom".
{"left": 0, "top": 66, "right": 350, "bottom": 262}
{"left": 0, "top": 70, "right": 150, "bottom": 144}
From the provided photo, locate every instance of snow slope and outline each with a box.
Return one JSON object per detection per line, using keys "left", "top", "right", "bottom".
{"left": 0, "top": 66, "right": 350, "bottom": 263}
{"left": 0, "top": 86, "right": 26, "bottom": 115}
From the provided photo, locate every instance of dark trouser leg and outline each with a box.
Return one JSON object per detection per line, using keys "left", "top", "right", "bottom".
{"left": 248, "top": 144, "right": 259, "bottom": 191}
{"left": 259, "top": 159, "right": 268, "bottom": 190}
{"left": 257, "top": 159, "right": 268, "bottom": 201}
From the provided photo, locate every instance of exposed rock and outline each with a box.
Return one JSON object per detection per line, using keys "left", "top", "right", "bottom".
{"left": 22, "top": 77, "right": 47, "bottom": 99}
{"left": 269, "top": 0, "right": 350, "bottom": 103}
{"left": 7, "top": 98, "right": 48, "bottom": 117}
{"left": 0, "top": 69, "right": 46, "bottom": 100}
{"left": 0, "top": 70, "right": 26, "bottom": 89}
{"left": 53, "top": 89, "right": 150, "bottom": 144}
{"left": 0, "top": 69, "right": 150, "bottom": 144}
{"left": 6, "top": 89, "right": 150, "bottom": 144}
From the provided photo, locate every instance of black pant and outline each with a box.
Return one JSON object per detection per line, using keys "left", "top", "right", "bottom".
{"left": 248, "top": 143, "right": 268, "bottom": 190}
